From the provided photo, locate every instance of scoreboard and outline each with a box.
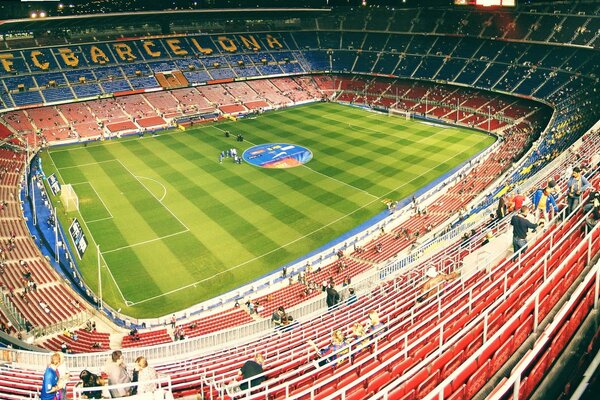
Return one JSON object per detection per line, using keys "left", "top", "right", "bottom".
{"left": 454, "top": 0, "right": 516, "bottom": 6}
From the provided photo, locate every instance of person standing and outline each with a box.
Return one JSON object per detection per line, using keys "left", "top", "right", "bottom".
{"left": 566, "top": 166, "right": 590, "bottom": 215}
{"left": 510, "top": 205, "right": 540, "bottom": 257}
{"left": 511, "top": 188, "right": 526, "bottom": 212}
{"left": 532, "top": 185, "right": 558, "bottom": 222}
{"left": 135, "top": 356, "right": 158, "bottom": 394}
{"left": 496, "top": 194, "right": 508, "bottom": 220}
{"left": 325, "top": 285, "right": 340, "bottom": 310}
{"left": 56, "top": 352, "right": 69, "bottom": 400}
{"left": 105, "top": 350, "right": 131, "bottom": 398}
{"left": 40, "top": 353, "right": 62, "bottom": 400}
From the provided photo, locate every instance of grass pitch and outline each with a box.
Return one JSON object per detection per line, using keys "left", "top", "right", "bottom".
{"left": 41, "top": 102, "right": 495, "bottom": 318}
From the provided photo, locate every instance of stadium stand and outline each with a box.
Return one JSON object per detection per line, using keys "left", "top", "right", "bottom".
{"left": 0, "top": 2, "right": 599, "bottom": 399}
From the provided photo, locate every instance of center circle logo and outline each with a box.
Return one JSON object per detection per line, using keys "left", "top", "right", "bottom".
{"left": 243, "top": 143, "right": 313, "bottom": 169}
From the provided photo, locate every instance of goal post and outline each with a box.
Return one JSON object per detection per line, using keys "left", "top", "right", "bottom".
{"left": 61, "top": 184, "right": 79, "bottom": 212}
{"left": 389, "top": 108, "right": 411, "bottom": 120}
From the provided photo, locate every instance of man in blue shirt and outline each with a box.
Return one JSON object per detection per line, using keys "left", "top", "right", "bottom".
{"left": 40, "top": 353, "right": 61, "bottom": 400}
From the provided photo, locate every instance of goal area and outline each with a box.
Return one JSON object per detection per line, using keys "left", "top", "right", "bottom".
{"left": 61, "top": 184, "right": 79, "bottom": 212}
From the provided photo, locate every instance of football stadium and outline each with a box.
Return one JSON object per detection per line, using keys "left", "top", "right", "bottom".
{"left": 0, "top": 0, "right": 598, "bottom": 399}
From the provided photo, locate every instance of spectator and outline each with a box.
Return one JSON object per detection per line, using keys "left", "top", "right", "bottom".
{"left": 583, "top": 187, "right": 599, "bottom": 214}
{"left": 566, "top": 167, "right": 591, "bottom": 215}
{"left": 246, "top": 300, "right": 254, "bottom": 314}
{"left": 481, "top": 230, "right": 494, "bottom": 246}
{"left": 366, "top": 310, "right": 386, "bottom": 337}
{"left": 511, "top": 188, "right": 526, "bottom": 212}
{"left": 40, "top": 353, "right": 62, "bottom": 400}
{"left": 417, "top": 268, "right": 460, "bottom": 302}
{"left": 255, "top": 301, "right": 264, "bottom": 313}
{"left": 532, "top": 185, "right": 558, "bottom": 222}
{"left": 105, "top": 350, "right": 131, "bottom": 398}
{"left": 585, "top": 201, "right": 600, "bottom": 232}
{"left": 350, "top": 322, "right": 368, "bottom": 352}
{"left": 271, "top": 307, "right": 285, "bottom": 327}
{"left": 237, "top": 353, "right": 266, "bottom": 391}
{"left": 280, "top": 315, "right": 299, "bottom": 332}
{"left": 496, "top": 194, "right": 508, "bottom": 220}
{"left": 77, "top": 370, "right": 105, "bottom": 399}
{"left": 510, "top": 205, "right": 540, "bottom": 257}
{"left": 56, "top": 352, "right": 69, "bottom": 400}
{"left": 346, "top": 288, "right": 357, "bottom": 305}
{"left": 309, "top": 330, "right": 348, "bottom": 367}
{"left": 325, "top": 285, "right": 340, "bottom": 310}
{"left": 135, "top": 356, "right": 158, "bottom": 395}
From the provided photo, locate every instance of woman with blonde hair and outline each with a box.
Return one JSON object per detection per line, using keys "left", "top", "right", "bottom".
{"left": 309, "top": 329, "right": 348, "bottom": 366}
{"left": 367, "top": 310, "right": 386, "bottom": 338}
{"left": 351, "top": 322, "right": 370, "bottom": 353}
{"left": 135, "top": 356, "right": 158, "bottom": 394}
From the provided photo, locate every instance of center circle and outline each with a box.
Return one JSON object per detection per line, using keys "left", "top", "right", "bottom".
{"left": 242, "top": 143, "right": 313, "bottom": 169}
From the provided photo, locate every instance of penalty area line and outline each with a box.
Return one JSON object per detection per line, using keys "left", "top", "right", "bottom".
{"left": 101, "top": 229, "right": 190, "bottom": 255}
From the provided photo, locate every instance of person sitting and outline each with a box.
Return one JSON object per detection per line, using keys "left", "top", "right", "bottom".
{"left": 350, "top": 322, "right": 368, "bottom": 352}
{"left": 481, "top": 230, "right": 494, "bottom": 246}
{"left": 308, "top": 330, "right": 348, "bottom": 367}
{"left": 417, "top": 267, "right": 460, "bottom": 302}
{"left": 271, "top": 307, "right": 285, "bottom": 327}
{"left": 366, "top": 310, "right": 386, "bottom": 338}
{"left": 585, "top": 201, "right": 600, "bottom": 232}
{"left": 77, "top": 369, "right": 105, "bottom": 399}
{"left": 346, "top": 288, "right": 357, "bottom": 305}
{"left": 235, "top": 353, "right": 266, "bottom": 392}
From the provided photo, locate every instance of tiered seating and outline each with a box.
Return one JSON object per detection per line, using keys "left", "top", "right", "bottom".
{"left": 121, "top": 328, "right": 172, "bottom": 348}
{"left": 0, "top": 5, "right": 598, "bottom": 399}
{"left": 26, "top": 107, "right": 72, "bottom": 141}
{"left": 0, "top": 111, "right": 35, "bottom": 135}
{"left": 0, "top": 150, "right": 92, "bottom": 334}
{"left": 180, "top": 308, "right": 254, "bottom": 338}
{"left": 144, "top": 91, "right": 181, "bottom": 118}
{"left": 170, "top": 87, "right": 215, "bottom": 114}
{"left": 246, "top": 257, "right": 371, "bottom": 321}
{"left": 246, "top": 79, "right": 292, "bottom": 106}
{"left": 86, "top": 98, "right": 129, "bottom": 124}
{"left": 57, "top": 103, "right": 103, "bottom": 138}
{"left": 42, "top": 328, "right": 110, "bottom": 354}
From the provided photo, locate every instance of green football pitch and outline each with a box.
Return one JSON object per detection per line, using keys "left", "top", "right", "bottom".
{"left": 41, "top": 102, "right": 495, "bottom": 318}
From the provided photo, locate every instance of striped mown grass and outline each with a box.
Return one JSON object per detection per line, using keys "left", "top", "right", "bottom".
{"left": 41, "top": 102, "right": 495, "bottom": 318}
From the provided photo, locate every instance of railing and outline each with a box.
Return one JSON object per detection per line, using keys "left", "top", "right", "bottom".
{"left": 197, "top": 203, "right": 590, "bottom": 399}
{"left": 30, "top": 311, "right": 90, "bottom": 338}
{"left": 71, "top": 373, "right": 172, "bottom": 400}
{"left": 1, "top": 292, "right": 28, "bottom": 329}
{"left": 487, "top": 258, "right": 600, "bottom": 400}
{"left": 419, "top": 222, "right": 600, "bottom": 400}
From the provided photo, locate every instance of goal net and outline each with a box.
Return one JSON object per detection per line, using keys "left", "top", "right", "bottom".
{"left": 61, "top": 184, "right": 79, "bottom": 212}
